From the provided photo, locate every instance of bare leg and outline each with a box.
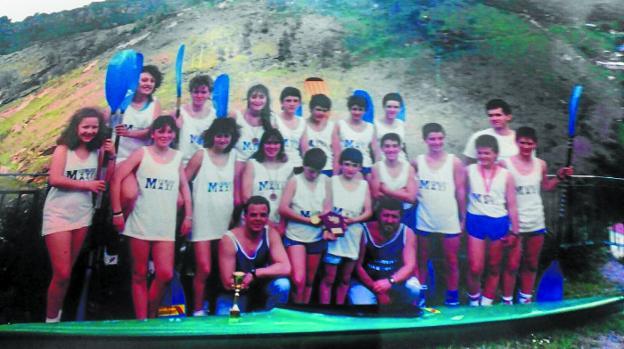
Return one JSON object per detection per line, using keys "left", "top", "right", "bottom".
{"left": 45, "top": 227, "right": 89, "bottom": 319}
{"left": 192, "top": 240, "right": 212, "bottom": 313}
{"left": 482, "top": 239, "right": 505, "bottom": 300}
{"left": 466, "top": 235, "right": 486, "bottom": 296}
{"left": 442, "top": 235, "right": 461, "bottom": 292}
{"left": 416, "top": 235, "right": 429, "bottom": 284}
{"left": 287, "top": 245, "right": 307, "bottom": 304}
{"left": 520, "top": 234, "right": 544, "bottom": 295}
{"left": 304, "top": 253, "right": 322, "bottom": 304}
{"left": 502, "top": 235, "right": 522, "bottom": 298}
{"left": 147, "top": 241, "right": 175, "bottom": 318}
{"left": 335, "top": 260, "right": 357, "bottom": 305}
{"left": 128, "top": 237, "right": 150, "bottom": 319}
{"left": 320, "top": 264, "right": 338, "bottom": 304}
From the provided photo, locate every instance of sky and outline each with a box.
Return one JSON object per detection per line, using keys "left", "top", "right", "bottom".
{"left": 0, "top": 0, "right": 100, "bottom": 22}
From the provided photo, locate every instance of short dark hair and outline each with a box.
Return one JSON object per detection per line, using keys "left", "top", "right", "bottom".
{"left": 280, "top": 87, "right": 301, "bottom": 102}
{"left": 244, "top": 195, "right": 271, "bottom": 215}
{"left": 475, "top": 134, "right": 499, "bottom": 153}
{"left": 374, "top": 196, "right": 403, "bottom": 219}
{"left": 382, "top": 93, "right": 403, "bottom": 107}
{"left": 149, "top": 115, "right": 179, "bottom": 144}
{"left": 303, "top": 148, "right": 327, "bottom": 171}
{"left": 142, "top": 65, "right": 163, "bottom": 91}
{"left": 422, "top": 123, "right": 445, "bottom": 139}
{"left": 339, "top": 148, "right": 363, "bottom": 165}
{"left": 347, "top": 95, "right": 367, "bottom": 110}
{"left": 485, "top": 99, "right": 511, "bottom": 115}
{"left": 516, "top": 126, "right": 537, "bottom": 142}
{"left": 380, "top": 132, "right": 401, "bottom": 146}
{"left": 309, "top": 94, "right": 332, "bottom": 111}
{"left": 203, "top": 118, "right": 240, "bottom": 152}
{"left": 251, "top": 128, "right": 288, "bottom": 163}
{"left": 189, "top": 74, "right": 213, "bottom": 92}
{"left": 57, "top": 107, "right": 107, "bottom": 151}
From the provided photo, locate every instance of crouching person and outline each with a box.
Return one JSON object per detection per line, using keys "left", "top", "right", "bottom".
{"left": 348, "top": 197, "right": 420, "bottom": 305}
{"left": 216, "top": 196, "right": 291, "bottom": 314}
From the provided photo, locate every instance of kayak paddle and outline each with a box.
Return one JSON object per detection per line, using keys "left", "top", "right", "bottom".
{"left": 175, "top": 44, "right": 185, "bottom": 119}
{"left": 213, "top": 74, "right": 230, "bottom": 118}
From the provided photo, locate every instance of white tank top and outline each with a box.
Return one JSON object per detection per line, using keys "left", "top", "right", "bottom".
{"left": 124, "top": 148, "right": 182, "bottom": 241}
{"left": 467, "top": 164, "right": 509, "bottom": 218}
{"left": 235, "top": 111, "right": 265, "bottom": 162}
{"left": 115, "top": 100, "right": 156, "bottom": 162}
{"left": 376, "top": 159, "right": 409, "bottom": 191}
{"left": 503, "top": 159, "right": 545, "bottom": 232}
{"left": 285, "top": 174, "right": 328, "bottom": 242}
{"left": 327, "top": 176, "right": 368, "bottom": 260}
{"left": 338, "top": 119, "right": 374, "bottom": 167}
{"left": 42, "top": 149, "right": 98, "bottom": 236}
{"left": 178, "top": 107, "right": 215, "bottom": 165}
{"left": 305, "top": 120, "right": 334, "bottom": 171}
{"left": 275, "top": 115, "right": 306, "bottom": 168}
{"left": 416, "top": 154, "right": 461, "bottom": 233}
{"left": 250, "top": 159, "right": 292, "bottom": 224}
{"left": 191, "top": 149, "right": 236, "bottom": 241}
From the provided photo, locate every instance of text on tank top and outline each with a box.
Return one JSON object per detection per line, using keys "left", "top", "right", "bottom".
{"left": 291, "top": 174, "right": 326, "bottom": 218}
{"left": 503, "top": 159, "right": 545, "bottom": 232}
{"left": 275, "top": 115, "right": 305, "bottom": 166}
{"left": 467, "top": 164, "right": 508, "bottom": 217}
{"left": 178, "top": 108, "right": 215, "bottom": 162}
{"left": 363, "top": 223, "right": 406, "bottom": 280}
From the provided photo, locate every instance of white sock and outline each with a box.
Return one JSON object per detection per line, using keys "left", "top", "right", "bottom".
{"left": 45, "top": 310, "right": 62, "bottom": 323}
{"left": 193, "top": 310, "right": 207, "bottom": 317}
{"left": 518, "top": 291, "right": 533, "bottom": 304}
{"left": 468, "top": 293, "right": 481, "bottom": 307}
{"left": 501, "top": 296, "right": 513, "bottom": 305}
{"left": 481, "top": 295, "right": 494, "bottom": 306}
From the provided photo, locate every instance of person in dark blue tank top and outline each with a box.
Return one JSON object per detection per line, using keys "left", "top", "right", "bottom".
{"left": 348, "top": 197, "right": 421, "bottom": 305}
{"left": 216, "top": 196, "right": 291, "bottom": 315}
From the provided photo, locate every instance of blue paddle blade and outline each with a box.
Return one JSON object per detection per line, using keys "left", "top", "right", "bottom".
{"left": 213, "top": 74, "right": 230, "bottom": 118}
{"left": 397, "top": 93, "right": 406, "bottom": 121}
{"left": 568, "top": 85, "right": 583, "bottom": 137}
{"left": 295, "top": 105, "right": 303, "bottom": 117}
{"left": 176, "top": 44, "right": 185, "bottom": 98}
{"left": 119, "top": 51, "right": 143, "bottom": 113}
{"left": 105, "top": 50, "right": 136, "bottom": 113}
{"left": 353, "top": 89, "right": 374, "bottom": 123}
{"left": 536, "top": 261, "right": 564, "bottom": 302}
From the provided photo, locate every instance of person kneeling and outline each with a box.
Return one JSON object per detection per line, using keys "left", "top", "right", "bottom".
{"left": 216, "top": 196, "right": 291, "bottom": 315}
{"left": 348, "top": 197, "right": 420, "bottom": 305}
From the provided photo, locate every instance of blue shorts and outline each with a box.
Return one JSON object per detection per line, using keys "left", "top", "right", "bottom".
{"left": 415, "top": 230, "right": 461, "bottom": 238}
{"left": 522, "top": 228, "right": 547, "bottom": 236}
{"left": 283, "top": 236, "right": 327, "bottom": 255}
{"left": 466, "top": 213, "right": 510, "bottom": 241}
{"left": 321, "top": 169, "right": 333, "bottom": 177}
{"left": 323, "top": 253, "right": 345, "bottom": 265}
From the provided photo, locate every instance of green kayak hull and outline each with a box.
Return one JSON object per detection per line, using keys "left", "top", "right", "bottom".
{"left": 0, "top": 296, "right": 622, "bottom": 348}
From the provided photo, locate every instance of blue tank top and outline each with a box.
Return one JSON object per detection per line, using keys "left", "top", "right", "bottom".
{"left": 226, "top": 229, "right": 270, "bottom": 273}
{"left": 362, "top": 223, "right": 406, "bottom": 280}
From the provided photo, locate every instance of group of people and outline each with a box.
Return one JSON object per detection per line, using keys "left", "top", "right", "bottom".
{"left": 40, "top": 65, "right": 573, "bottom": 322}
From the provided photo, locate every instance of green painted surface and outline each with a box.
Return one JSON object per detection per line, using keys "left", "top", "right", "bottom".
{"left": 0, "top": 296, "right": 621, "bottom": 338}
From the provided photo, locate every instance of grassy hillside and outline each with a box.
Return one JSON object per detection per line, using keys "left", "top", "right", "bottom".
{"left": 0, "top": 0, "right": 622, "bottom": 176}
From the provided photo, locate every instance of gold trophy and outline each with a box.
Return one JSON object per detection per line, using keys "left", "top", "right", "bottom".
{"left": 230, "top": 271, "right": 246, "bottom": 317}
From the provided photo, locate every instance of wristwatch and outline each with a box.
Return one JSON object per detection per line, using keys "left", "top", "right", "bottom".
{"left": 388, "top": 276, "right": 396, "bottom": 285}
{"left": 250, "top": 268, "right": 257, "bottom": 279}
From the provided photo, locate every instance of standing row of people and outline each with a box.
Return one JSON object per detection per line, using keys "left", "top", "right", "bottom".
{"left": 40, "top": 66, "right": 572, "bottom": 322}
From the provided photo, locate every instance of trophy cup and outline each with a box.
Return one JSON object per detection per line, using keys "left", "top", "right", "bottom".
{"left": 230, "top": 271, "right": 246, "bottom": 317}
